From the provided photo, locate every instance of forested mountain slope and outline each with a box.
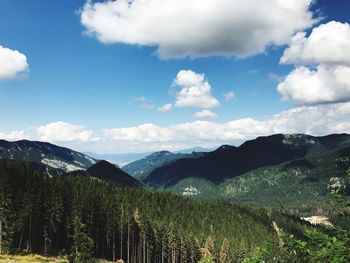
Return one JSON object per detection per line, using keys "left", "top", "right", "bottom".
{"left": 145, "top": 134, "right": 350, "bottom": 187}
{"left": 123, "top": 150, "right": 204, "bottom": 180}
{"left": 0, "top": 159, "right": 311, "bottom": 262}
{"left": 161, "top": 144, "right": 350, "bottom": 215}
{"left": 87, "top": 160, "right": 142, "bottom": 187}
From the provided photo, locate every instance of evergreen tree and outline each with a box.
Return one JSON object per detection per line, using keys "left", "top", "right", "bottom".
{"left": 68, "top": 215, "right": 96, "bottom": 263}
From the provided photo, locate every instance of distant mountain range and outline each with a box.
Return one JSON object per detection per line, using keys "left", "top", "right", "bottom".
{"left": 122, "top": 150, "right": 205, "bottom": 180}
{"left": 84, "top": 152, "right": 152, "bottom": 167}
{"left": 144, "top": 134, "right": 350, "bottom": 187}
{"left": 85, "top": 146, "right": 213, "bottom": 166}
{"left": 0, "top": 139, "right": 96, "bottom": 173}
{"left": 0, "top": 139, "right": 142, "bottom": 187}
{"left": 1, "top": 134, "right": 349, "bottom": 213}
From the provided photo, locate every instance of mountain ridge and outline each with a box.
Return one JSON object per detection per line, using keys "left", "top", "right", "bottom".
{"left": 144, "top": 133, "right": 350, "bottom": 187}
{"left": 0, "top": 139, "right": 97, "bottom": 172}
{"left": 87, "top": 160, "right": 142, "bottom": 187}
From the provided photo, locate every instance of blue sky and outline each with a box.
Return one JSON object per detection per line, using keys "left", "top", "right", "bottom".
{"left": 0, "top": 0, "right": 350, "bottom": 153}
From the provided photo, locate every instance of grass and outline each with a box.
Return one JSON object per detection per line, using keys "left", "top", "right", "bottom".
{"left": 0, "top": 254, "right": 118, "bottom": 263}
{"left": 0, "top": 254, "right": 67, "bottom": 263}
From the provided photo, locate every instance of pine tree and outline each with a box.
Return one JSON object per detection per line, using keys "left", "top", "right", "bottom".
{"left": 0, "top": 175, "right": 12, "bottom": 254}
{"left": 68, "top": 215, "right": 96, "bottom": 263}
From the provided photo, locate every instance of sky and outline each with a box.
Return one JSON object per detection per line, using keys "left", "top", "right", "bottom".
{"left": 0, "top": 0, "right": 350, "bottom": 153}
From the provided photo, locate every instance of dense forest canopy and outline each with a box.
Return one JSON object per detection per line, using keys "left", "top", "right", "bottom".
{"left": 0, "top": 159, "right": 316, "bottom": 262}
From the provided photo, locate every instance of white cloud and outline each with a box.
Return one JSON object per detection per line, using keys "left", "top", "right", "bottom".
{"left": 80, "top": 0, "right": 315, "bottom": 59}
{"left": 174, "top": 70, "right": 219, "bottom": 109}
{"left": 131, "top": 96, "right": 154, "bottom": 109}
{"left": 0, "top": 45, "right": 28, "bottom": 79}
{"left": 194, "top": 110, "right": 217, "bottom": 119}
{"left": 37, "top": 121, "right": 98, "bottom": 143}
{"left": 101, "top": 102, "right": 350, "bottom": 152}
{"left": 3, "top": 101, "right": 350, "bottom": 153}
{"left": 277, "top": 65, "right": 350, "bottom": 105}
{"left": 278, "top": 21, "right": 350, "bottom": 105}
{"left": 0, "top": 130, "right": 28, "bottom": 141}
{"left": 158, "top": 103, "right": 172, "bottom": 112}
{"left": 224, "top": 91, "right": 235, "bottom": 101}
{"left": 281, "top": 21, "right": 350, "bottom": 66}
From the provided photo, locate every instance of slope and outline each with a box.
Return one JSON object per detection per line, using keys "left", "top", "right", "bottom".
{"left": 87, "top": 160, "right": 142, "bottom": 187}
{"left": 145, "top": 133, "right": 350, "bottom": 187}
{"left": 122, "top": 150, "right": 204, "bottom": 180}
{"left": 0, "top": 139, "right": 96, "bottom": 172}
{"left": 163, "top": 145, "right": 350, "bottom": 215}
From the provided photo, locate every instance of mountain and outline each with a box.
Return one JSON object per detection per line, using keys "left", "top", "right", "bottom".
{"left": 122, "top": 150, "right": 205, "bottom": 180}
{"left": 0, "top": 139, "right": 96, "bottom": 172}
{"left": 219, "top": 145, "right": 350, "bottom": 211}
{"left": 87, "top": 160, "right": 141, "bottom": 187}
{"left": 84, "top": 151, "right": 152, "bottom": 167}
{"left": 85, "top": 146, "right": 213, "bottom": 167}
{"left": 174, "top": 146, "right": 215, "bottom": 154}
{"left": 144, "top": 133, "right": 350, "bottom": 187}
{"left": 0, "top": 158, "right": 313, "bottom": 262}
{"left": 164, "top": 145, "right": 350, "bottom": 214}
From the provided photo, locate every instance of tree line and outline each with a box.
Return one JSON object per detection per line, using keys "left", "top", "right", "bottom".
{"left": 0, "top": 160, "right": 311, "bottom": 262}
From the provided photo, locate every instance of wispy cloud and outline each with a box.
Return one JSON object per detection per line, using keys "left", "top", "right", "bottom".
{"left": 194, "top": 110, "right": 218, "bottom": 119}
{"left": 224, "top": 91, "right": 235, "bottom": 101}
{"left": 130, "top": 96, "right": 155, "bottom": 109}
{"left": 158, "top": 103, "right": 173, "bottom": 112}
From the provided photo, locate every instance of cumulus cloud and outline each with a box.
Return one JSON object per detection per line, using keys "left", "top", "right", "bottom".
{"left": 158, "top": 103, "right": 172, "bottom": 112}
{"left": 0, "top": 130, "right": 28, "bottom": 141}
{"left": 80, "top": 0, "right": 315, "bottom": 59}
{"left": 278, "top": 21, "right": 350, "bottom": 105}
{"left": 224, "top": 91, "right": 235, "bottom": 101}
{"left": 37, "top": 122, "right": 98, "bottom": 143}
{"left": 102, "top": 102, "right": 350, "bottom": 152}
{"left": 277, "top": 65, "right": 350, "bottom": 105}
{"left": 194, "top": 110, "right": 217, "bottom": 119}
{"left": 173, "top": 70, "right": 219, "bottom": 109}
{"left": 0, "top": 45, "right": 28, "bottom": 79}
{"left": 281, "top": 21, "right": 350, "bottom": 66}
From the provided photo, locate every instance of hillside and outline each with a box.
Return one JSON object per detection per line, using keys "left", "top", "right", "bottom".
{"left": 122, "top": 150, "right": 204, "bottom": 180}
{"left": 161, "top": 145, "right": 350, "bottom": 214}
{"left": 0, "top": 159, "right": 313, "bottom": 262}
{"left": 144, "top": 134, "right": 350, "bottom": 187}
{"left": 87, "top": 160, "right": 142, "bottom": 187}
{"left": 0, "top": 139, "right": 96, "bottom": 172}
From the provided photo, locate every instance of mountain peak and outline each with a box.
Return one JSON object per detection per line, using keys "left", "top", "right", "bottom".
{"left": 0, "top": 139, "right": 96, "bottom": 172}
{"left": 88, "top": 160, "right": 141, "bottom": 187}
{"left": 147, "top": 151, "right": 172, "bottom": 158}
{"left": 215, "top": 145, "right": 237, "bottom": 151}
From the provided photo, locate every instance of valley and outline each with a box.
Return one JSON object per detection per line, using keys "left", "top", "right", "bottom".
{"left": 0, "top": 133, "right": 349, "bottom": 262}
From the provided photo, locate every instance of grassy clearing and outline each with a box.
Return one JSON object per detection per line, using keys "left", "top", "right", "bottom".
{"left": 0, "top": 254, "right": 68, "bottom": 263}
{"left": 0, "top": 254, "right": 118, "bottom": 263}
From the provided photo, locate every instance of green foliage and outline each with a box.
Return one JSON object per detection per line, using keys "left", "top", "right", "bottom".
{"left": 275, "top": 173, "right": 350, "bottom": 263}
{"left": 241, "top": 246, "right": 278, "bottom": 263}
{"left": 1, "top": 159, "right": 297, "bottom": 262}
{"left": 164, "top": 146, "right": 350, "bottom": 216}
{"left": 68, "top": 216, "right": 96, "bottom": 263}
{"left": 282, "top": 229, "right": 350, "bottom": 263}
{"left": 198, "top": 254, "right": 215, "bottom": 263}
{"left": 3, "top": 159, "right": 347, "bottom": 262}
